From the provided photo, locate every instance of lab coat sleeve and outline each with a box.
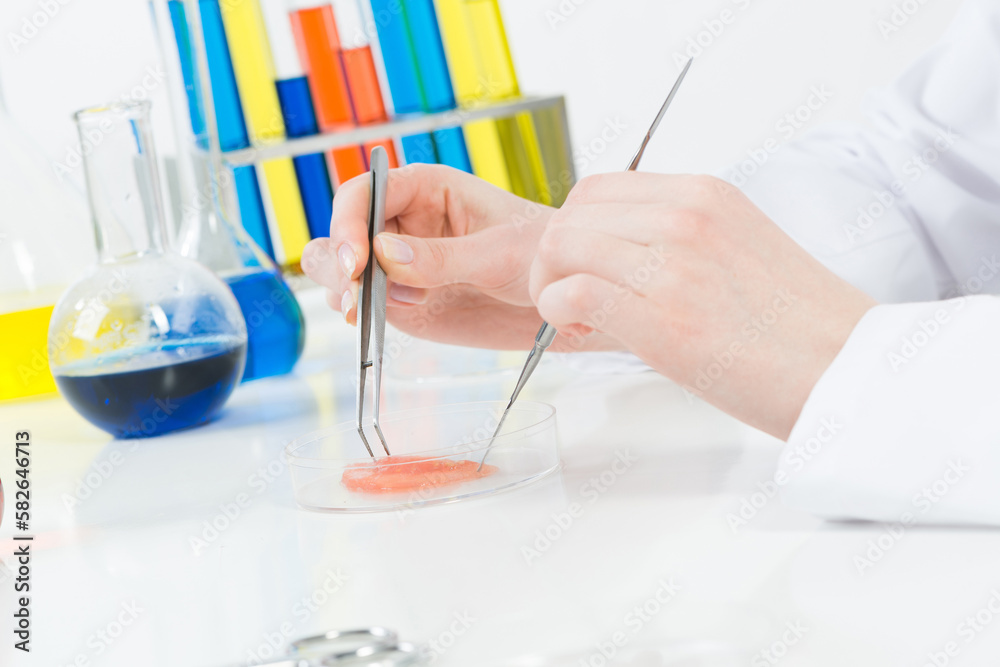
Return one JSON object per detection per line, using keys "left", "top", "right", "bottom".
{"left": 781, "top": 296, "right": 1000, "bottom": 526}
{"left": 734, "top": 0, "right": 1000, "bottom": 305}
{"left": 730, "top": 0, "right": 1000, "bottom": 524}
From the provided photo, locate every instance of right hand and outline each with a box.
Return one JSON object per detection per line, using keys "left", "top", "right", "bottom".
{"left": 302, "top": 164, "right": 557, "bottom": 349}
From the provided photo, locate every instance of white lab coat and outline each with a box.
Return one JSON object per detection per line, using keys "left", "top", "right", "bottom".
{"left": 736, "top": 0, "right": 1000, "bottom": 525}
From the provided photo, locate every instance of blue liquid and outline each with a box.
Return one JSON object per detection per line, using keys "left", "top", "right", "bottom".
{"left": 369, "top": 0, "right": 470, "bottom": 170}
{"left": 169, "top": 0, "right": 250, "bottom": 151}
{"left": 401, "top": 0, "right": 456, "bottom": 112}
{"left": 294, "top": 153, "right": 334, "bottom": 239}
{"left": 55, "top": 342, "right": 246, "bottom": 439}
{"left": 233, "top": 165, "right": 274, "bottom": 259}
{"left": 370, "top": 0, "right": 423, "bottom": 114}
{"left": 226, "top": 269, "right": 305, "bottom": 381}
{"left": 401, "top": 133, "right": 438, "bottom": 165}
{"left": 170, "top": 1, "right": 271, "bottom": 256}
{"left": 276, "top": 76, "right": 320, "bottom": 138}
{"left": 432, "top": 127, "right": 472, "bottom": 172}
{"left": 276, "top": 77, "right": 334, "bottom": 240}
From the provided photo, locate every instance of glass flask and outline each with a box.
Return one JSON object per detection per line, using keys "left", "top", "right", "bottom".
{"left": 47, "top": 101, "right": 248, "bottom": 438}
{"left": 0, "top": 66, "right": 92, "bottom": 401}
{"left": 174, "top": 151, "right": 306, "bottom": 382}
{"left": 152, "top": 0, "right": 305, "bottom": 381}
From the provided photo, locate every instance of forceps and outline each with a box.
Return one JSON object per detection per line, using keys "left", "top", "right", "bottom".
{"left": 357, "top": 146, "right": 392, "bottom": 458}
{"left": 478, "top": 57, "right": 694, "bottom": 471}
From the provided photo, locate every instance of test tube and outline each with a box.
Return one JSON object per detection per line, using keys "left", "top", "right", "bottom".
{"left": 463, "top": 0, "right": 551, "bottom": 204}
{"left": 166, "top": 0, "right": 273, "bottom": 257}
{"left": 367, "top": 0, "right": 437, "bottom": 165}
{"left": 259, "top": 0, "right": 335, "bottom": 240}
{"left": 290, "top": 2, "right": 369, "bottom": 186}
{"left": 218, "top": 0, "right": 312, "bottom": 264}
{"left": 435, "top": 0, "right": 511, "bottom": 191}
{"left": 331, "top": 0, "right": 399, "bottom": 168}
{"left": 401, "top": 0, "right": 471, "bottom": 172}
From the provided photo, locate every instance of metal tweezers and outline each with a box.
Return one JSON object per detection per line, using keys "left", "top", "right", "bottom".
{"left": 356, "top": 145, "right": 391, "bottom": 458}
{"left": 478, "top": 58, "right": 694, "bottom": 471}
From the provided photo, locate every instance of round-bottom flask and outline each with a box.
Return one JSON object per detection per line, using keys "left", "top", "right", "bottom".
{"left": 48, "top": 102, "right": 248, "bottom": 438}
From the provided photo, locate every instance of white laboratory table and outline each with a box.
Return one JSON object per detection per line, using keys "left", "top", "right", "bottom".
{"left": 2, "top": 287, "right": 1000, "bottom": 667}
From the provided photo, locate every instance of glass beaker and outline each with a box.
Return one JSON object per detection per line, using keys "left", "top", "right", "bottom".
{"left": 47, "top": 101, "right": 248, "bottom": 438}
{"left": 0, "top": 65, "right": 92, "bottom": 401}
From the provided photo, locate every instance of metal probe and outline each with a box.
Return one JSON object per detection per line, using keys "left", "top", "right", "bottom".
{"left": 477, "top": 58, "right": 693, "bottom": 471}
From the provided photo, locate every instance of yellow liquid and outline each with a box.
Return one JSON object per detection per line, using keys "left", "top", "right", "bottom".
{"left": 452, "top": 0, "right": 553, "bottom": 205}
{"left": 464, "top": 0, "right": 520, "bottom": 99}
{"left": 437, "top": 0, "right": 513, "bottom": 192}
{"left": 220, "top": 0, "right": 311, "bottom": 266}
{"left": 531, "top": 105, "right": 575, "bottom": 207}
{"left": 0, "top": 305, "right": 57, "bottom": 401}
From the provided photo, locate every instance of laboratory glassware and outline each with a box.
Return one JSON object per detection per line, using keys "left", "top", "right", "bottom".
{"left": 286, "top": 401, "right": 560, "bottom": 512}
{"left": 154, "top": 0, "right": 307, "bottom": 381}
{"left": 0, "top": 66, "right": 91, "bottom": 401}
{"left": 174, "top": 150, "right": 306, "bottom": 382}
{"left": 479, "top": 59, "right": 694, "bottom": 470}
{"left": 47, "top": 101, "right": 248, "bottom": 438}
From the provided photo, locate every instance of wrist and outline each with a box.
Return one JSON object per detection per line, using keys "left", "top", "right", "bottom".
{"left": 773, "top": 288, "right": 877, "bottom": 439}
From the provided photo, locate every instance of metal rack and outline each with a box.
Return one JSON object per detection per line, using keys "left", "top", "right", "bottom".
{"left": 223, "top": 94, "right": 575, "bottom": 167}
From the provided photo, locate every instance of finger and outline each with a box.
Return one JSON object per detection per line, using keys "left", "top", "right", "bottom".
{"left": 330, "top": 164, "right": 516, "bottom": 279}
{"left": 530, "top": 227, "right": 668, "bottom": 304}
{"left": 535, "top": 273, "right": 652, "bottom": 344}
{"left": 328, "top": 173, "right": 373, "bottom": 281}
{"left": 566, "top": 172, "right": 730, "bottom": 207}
{"left": 373, "top": 224, "right": 524, "bottom": 292}
{"left": 387, "top": 282, "right": 428, "bottom": 306}
{"left": 325, "top": 284, "right": 358, "bottom": 326}
{"left": 549, "top": 202, "right": 695, "bottom": 248}
{"left": 302, "top": 238, "right": 348, "bottom": 291}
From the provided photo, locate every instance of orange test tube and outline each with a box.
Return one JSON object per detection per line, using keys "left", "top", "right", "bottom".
{"left": 333, "top": 0, "right": 398, "bottom": 168}
{"left": 291, "top": 4, "right": 367, "bottom": 185}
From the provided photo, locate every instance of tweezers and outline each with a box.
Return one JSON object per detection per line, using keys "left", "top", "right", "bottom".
{"left": 356, "top": 145, "right": 391, "bottom": 458}
{"left": 478, "top": 58, "right": 694, "bottom": 471}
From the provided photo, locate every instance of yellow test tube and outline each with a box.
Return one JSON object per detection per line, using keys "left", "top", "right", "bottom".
{"left": 461, "top": 0, "right": 553, "bottom": 205}
{"left": 220, "top": 0, "right": 311, "bottom": 264}
{"left": 435, "top": 0, "right": 512, "bottom": 192}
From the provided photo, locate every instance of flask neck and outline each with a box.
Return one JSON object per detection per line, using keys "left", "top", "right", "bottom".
{"left": 74, "top": 101, "right": 168, "bottom": 263}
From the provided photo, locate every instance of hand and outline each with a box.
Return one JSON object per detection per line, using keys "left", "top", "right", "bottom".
{"left": 302, "top": 164, "right": 552, "bottom": 349}
{"left": 528, "top": 173, "right": 877, "bottom": 439}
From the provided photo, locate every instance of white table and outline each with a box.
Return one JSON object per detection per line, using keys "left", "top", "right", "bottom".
{"left": 2, "top": 288, "right": 999, "bottom": 667}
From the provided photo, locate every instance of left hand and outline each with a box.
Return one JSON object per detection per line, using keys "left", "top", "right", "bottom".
{"left": 528, "top": 173, "right": 877, "bottom": 439}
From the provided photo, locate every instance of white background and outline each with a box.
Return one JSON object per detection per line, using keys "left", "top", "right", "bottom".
{"left": 0, "top": 0, "right": 964, "bottom": 197}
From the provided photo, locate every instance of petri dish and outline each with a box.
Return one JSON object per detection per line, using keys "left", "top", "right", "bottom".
{"left": 286, "top": 401, "right": 560, "bottom": 513}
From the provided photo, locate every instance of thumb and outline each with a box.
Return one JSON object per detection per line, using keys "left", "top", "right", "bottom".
{"left": 374, "top": 228, "right": 524, "bottom": 292}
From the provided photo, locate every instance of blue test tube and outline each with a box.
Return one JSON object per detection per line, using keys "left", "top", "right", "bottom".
{"left": 369, "top": 0, "right": 436, "bottom": 166}
{"left": 168, "top": 0, "right": 274, "bottom": 256}
{"left": 400, "top": 0, "right": 472, "bottom": 172}
{"left": 261, "top": 0, "right": 334, "bottom": 240}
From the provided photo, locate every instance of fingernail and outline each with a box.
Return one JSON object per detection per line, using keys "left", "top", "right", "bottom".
{"left": 338, "top": 243, "right": 356, "bottom": 278}
{"left": 389, "top": 284, "right": 427, "bottom": 305}
{"left": 340, "top": 290, "right": 355, "bottom": 319}
{"left": 376, "top": 235, "right": 414, "bottom": 264}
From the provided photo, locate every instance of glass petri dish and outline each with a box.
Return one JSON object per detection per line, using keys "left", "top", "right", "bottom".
{"left": 286, "top": 401, "right": 560, "bottom": 513}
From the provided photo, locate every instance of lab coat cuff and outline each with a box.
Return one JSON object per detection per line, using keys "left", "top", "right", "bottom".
{"left": 778, "top": 297, "right": 998, "bottom": 524}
